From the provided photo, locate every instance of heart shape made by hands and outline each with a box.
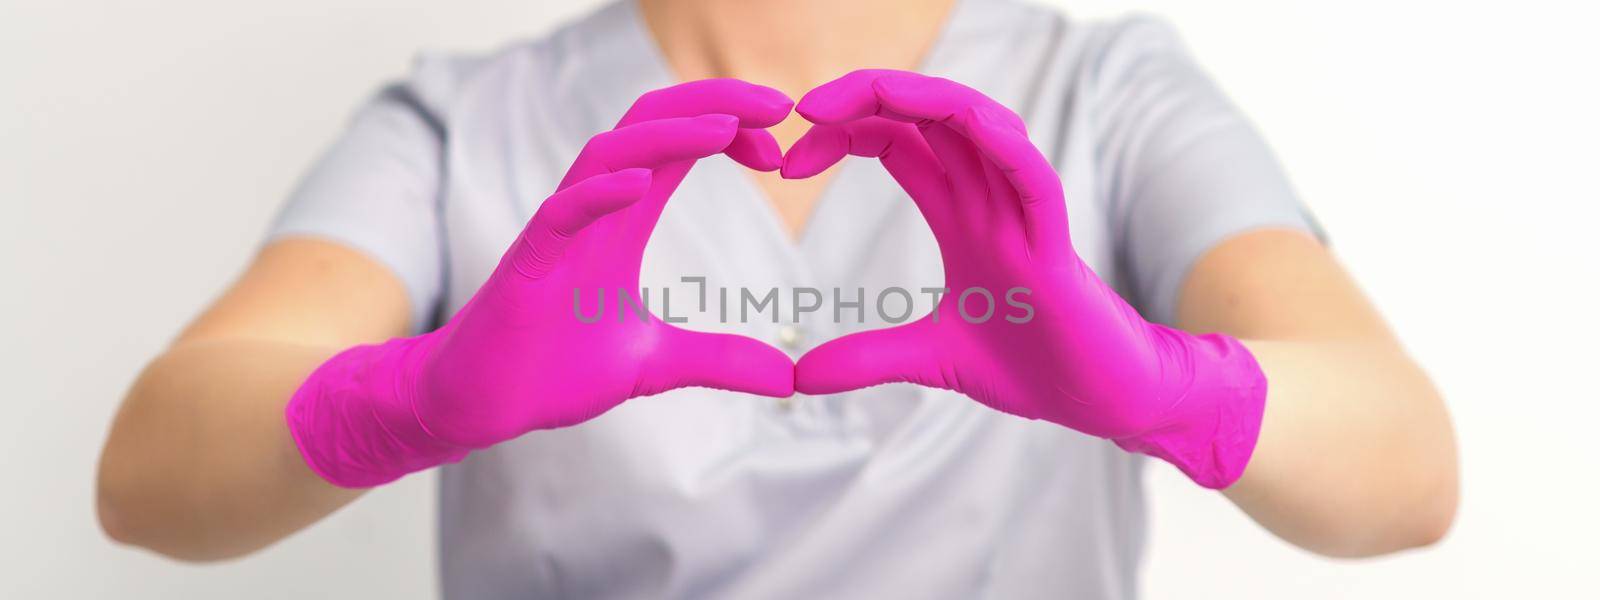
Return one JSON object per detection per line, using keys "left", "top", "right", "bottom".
{"left": 287, "top": 71, "right": 1266, "bottom": 490}
{"left": 777, "top": 70, "right": 1263, "bottom": 489}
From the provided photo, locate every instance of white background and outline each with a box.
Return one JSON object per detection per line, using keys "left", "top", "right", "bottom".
{"left": 3, "top": 0, "right": 1597, "bottom": 597}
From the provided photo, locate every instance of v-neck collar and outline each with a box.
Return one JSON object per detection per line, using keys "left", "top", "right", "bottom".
{"left": 571, "top": 0, "right": 999, "bottom": 289}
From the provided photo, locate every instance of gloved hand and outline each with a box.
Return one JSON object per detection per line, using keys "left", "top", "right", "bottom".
{"left": 287, "top": 79, "right": 797, "bottom": 488}
{"left": 783, "top": 70, "right": 1267, "bottom": 489}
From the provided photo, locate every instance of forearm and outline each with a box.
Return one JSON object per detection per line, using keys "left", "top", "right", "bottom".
{"left": 1223, "top": 339, "right": 1458, "bottom": 557}
{"left": 97, "top": 339, "right": 363, "bottom": 561}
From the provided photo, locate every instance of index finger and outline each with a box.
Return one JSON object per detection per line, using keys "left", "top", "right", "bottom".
{"left": 795, "top": 70, "right": 1026, "bottom": 134}
{"left": 619, "top": 78, "right": 794, "bottom": 128}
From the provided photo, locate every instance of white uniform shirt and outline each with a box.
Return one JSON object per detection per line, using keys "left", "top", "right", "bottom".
{"left": 271, "top": 0, "right": 1319, "bottom": 597}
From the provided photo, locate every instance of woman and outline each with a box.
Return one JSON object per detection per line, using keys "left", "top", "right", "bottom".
{"left": 96, "top": 0, "right": 1459, "bottom": 597}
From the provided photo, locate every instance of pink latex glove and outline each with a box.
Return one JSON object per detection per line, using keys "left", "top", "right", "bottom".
{"left": 287, "top": 80, "right": 796, "bottom": 488}
{"left": 783, "top": 70, "right": 1267, "bottom": 489}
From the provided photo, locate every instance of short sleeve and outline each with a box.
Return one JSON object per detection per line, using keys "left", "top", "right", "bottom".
{"left": 267, "top": 61, "right": 455, "bottom": 334}
{"left": 1091, "top": 17, "right": 1324, "bottom": 325}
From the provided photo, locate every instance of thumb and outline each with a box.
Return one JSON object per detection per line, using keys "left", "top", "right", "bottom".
{"left": 640, "top": 327, "right": 795, "bottom": 398}
{"left": 794, "top": 321, "right": 942, "bottom": 395}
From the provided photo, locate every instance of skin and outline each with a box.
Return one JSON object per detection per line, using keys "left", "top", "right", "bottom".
{"left": 640, "top": 0, "right": 954, "bottom": 236}
{"left": 97, "top": 0, "right": 1456, "bottom": 562}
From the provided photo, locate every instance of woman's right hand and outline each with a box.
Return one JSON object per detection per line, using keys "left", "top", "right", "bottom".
{"left": 286, "top": 80, "right": 797, "bottom": 488}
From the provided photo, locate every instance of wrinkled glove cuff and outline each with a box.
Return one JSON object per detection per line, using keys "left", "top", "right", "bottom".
{"left": 1114, "top": 332, "right": 1267, "bottom": 489}
{"left": 285, "top": 337, "right": 470, "bottom": 488}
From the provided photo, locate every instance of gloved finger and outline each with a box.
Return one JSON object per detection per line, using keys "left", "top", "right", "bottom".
{"left": 794, "top": 69, "right": 925, "bottom": 124}
{"left": 560, "top": 114, "right": 740, "bottom": 188}
{"left": 918, "top": 123, "right": 997, "bottom": 226}
{"left": 977, "top": 153, "right": 1027, "bottom": 239}
{"left": 870, "top": 76, "right": 1058, "bottom": 209}
{"left": 868, "top": 75, "right": 1070, "bottom": 252}
{"left": 797, "top": 71, "right": 1033, "bottom": 235}
{"left": 639, "top": 327, "right": 795, "bottom": 398}
{"left": 959, "top": 105, "right": 1072, "bottom": 253}
{"left": 866, "top": 73, "right": 1028, "bottom": 133}
{"left": 505, "top": 168, "right": 652, "bottom": 280}
{"left": 618, "top": 78, "right": 794, "bottom": 129}
{"left": 793, "top": 320, "right": 944, "bottom": 395}
{"left": 779, "top": 123, "right": 850, "bottom": 179}
{"left": 617, "top": 80, "right": 790, "bottom": 176}
{"left": 781, "top": 117, "right": 955, "bottom": 231}
{"left": 802, "top": 71, "right": 1035, "bottom": 202}
{"left": 725, "top": 128, "right": 784, "bottom": 172}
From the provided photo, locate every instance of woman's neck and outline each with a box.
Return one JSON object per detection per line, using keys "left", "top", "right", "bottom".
{"left": 638, "top": 0, "right": 957, "bottom": 106}
{"left": 635, "top": 0, "right": 959, "bottom": 238}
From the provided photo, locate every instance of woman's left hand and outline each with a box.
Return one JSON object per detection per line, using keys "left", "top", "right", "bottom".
{"left": 783, "top": 70, "right": 1268, "bottom": 488}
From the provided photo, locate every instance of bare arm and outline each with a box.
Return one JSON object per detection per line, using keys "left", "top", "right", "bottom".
{"left": 1178, "top": 229, "right": 1459, "bottom": 557}
{"left": 96, "top": 238, "right": 412, "bottom": 561}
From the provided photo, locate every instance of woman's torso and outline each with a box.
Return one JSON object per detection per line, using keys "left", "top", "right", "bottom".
{"left": 425, "top": 1, "right": 1149, "bottom": 597}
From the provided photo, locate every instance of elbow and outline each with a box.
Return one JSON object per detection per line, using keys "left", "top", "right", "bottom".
{"left": 96, "top": 483, "right": 237, "bottom": 562}
{"left": 95, "top": 462, "right": 163, "bottom": 554}
{"left": 1343, "top": 364, "right": 1459, "bottom": 556}
{"left": 1404, "top": 466, "right": 1459, "bottom": 550}
{"left": 96, "top": 482, "right": 241, "bottom": 563}
{"left": 95, "top": 470, "right": 180, "bottom": 557}
{"left": 96, "top": 370, "right": 239, "bottom": 562}
{"left": 1325, "top": 452, "right": 1459, "bottom": 558}
{"left": 97, "top": 447, "right": 235, "bottom": 563}
{"left": 95, "top": 482, "right": 136, "bottom": 547}
{"left": 97, "top": 454, "right": 290, "bottom": 563}
{"left": 96, "top": 444, "right": 145, "bottom": 549}
{"left": 1390, "top": 389, "right": 1461, "bottom": 553}
{"left": 1355, "top": 489, "right": 1457, "bottom": 557}
{"left": 1304, "top": 492, "right": 1456, "bottom": 559}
